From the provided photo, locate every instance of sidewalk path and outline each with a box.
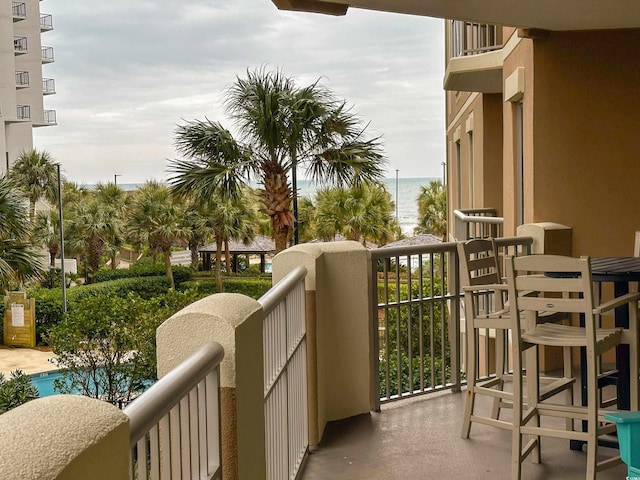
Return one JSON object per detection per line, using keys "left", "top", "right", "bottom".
{"left": 0, "top": 347, "right": 56, "bottom": 376}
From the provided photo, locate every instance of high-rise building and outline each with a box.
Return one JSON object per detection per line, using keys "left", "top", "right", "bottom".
{"left": 1, "top": 0, "right": 56, "bottom": 174}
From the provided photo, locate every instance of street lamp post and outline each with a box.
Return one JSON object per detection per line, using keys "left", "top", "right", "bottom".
{"left": 395, "top": 169, "right": 399, "bottom": 225}
{"left": 114, "top": 174, "right": 121, "bottom": 186}
{"left": 56, "top": 163, "right": 67, "bottom": 313}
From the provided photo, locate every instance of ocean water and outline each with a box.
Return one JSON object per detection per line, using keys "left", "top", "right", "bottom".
{"left": 298, "top": 177, "right": 441, "bottom": 234}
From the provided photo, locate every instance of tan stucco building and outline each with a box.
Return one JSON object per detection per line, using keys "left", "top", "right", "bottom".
{"left": 1, "top": 0, "right": 56, "bottom": 173}
{"left": 267, "top": 0, "right": 640, "bottom": 257}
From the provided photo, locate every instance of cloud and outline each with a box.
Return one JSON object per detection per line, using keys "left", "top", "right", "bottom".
{"left": 34, "top": 0, "right": 445, "bottom": 183}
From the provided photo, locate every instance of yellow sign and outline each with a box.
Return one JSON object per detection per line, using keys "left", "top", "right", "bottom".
{"left": 3, "top": 292, "right": 35, "bottom": 348}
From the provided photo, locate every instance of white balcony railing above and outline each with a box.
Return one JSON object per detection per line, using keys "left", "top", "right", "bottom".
{"left": 40, "top": 13, "right": 53, "bottom": 31}
{"left": 451, "top": 20, "right": 502, "bottom": 57}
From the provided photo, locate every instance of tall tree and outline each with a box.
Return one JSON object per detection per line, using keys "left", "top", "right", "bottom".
{"left": 32, "top": 210, "right": 60, "bottom": 268}
{"left": 65, "top": 197, "right": 120, "bottom": 282}
{"left": 94, "top": 182, "right": 128, "bottom": 269}
{"left": 414, "top": 180, "right": 447, "bottom": 240}
{"left": 125, "top": 181, "right": 188, "bottom": 289}
{"left": 0, "top": 176, "right": 42, "bottom": 291}
{"left": 169, "top": 68, "right": 386, "bottom": 253}
{"left": 9, "top": 149, "right": 58, "bottom": 221}
{"left": 313, "top": 183, "right": 396, "bottom": 246}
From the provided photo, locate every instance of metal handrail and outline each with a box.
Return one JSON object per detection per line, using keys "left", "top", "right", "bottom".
{"left": 124, "top": 341, "right": 224, "bottom": 445}
{"left": 258, "top": 265, "right": 307, "bottom": 314}
{"left": 454, "top": 208, "right": 504, "bottom": 224}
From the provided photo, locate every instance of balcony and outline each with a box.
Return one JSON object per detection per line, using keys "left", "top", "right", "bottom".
{"left": 13, "top": 36, "right": 27, "bottom": 55}
{"left": 16, "top": 104, "right": 30, "bottom": 120}
{"left": 43, "top": 109, "right": 56, "bottom": 125}
{"left": 444, "top": 21, "right": 503, "bottom": 93}
{"left": 42, "top": 78, "right": 56, "bottom": 95}
{"left": 0, "top": 233, "right": 632, "bottom": 479}
{"left": 12, "top": 1, "right": 26, "bottom": 21}
{"left": 41, "top": 46, "right": 54, "bottom": 63}
{"left": 15, "top": 70, "right": 29, "bottom": 89}
{"left": 40, "top": 13, "right": 53, "bottom": 31}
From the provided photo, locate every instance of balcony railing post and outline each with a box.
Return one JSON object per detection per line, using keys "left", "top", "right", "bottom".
{"left": 273, "top": 242, "right": 372, "bottom": 445}
{"left": 156, "top": 294, "right": 267, "bottom": 480}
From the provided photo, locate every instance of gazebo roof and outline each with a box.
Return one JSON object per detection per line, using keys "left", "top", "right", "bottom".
{"left": 200, "top": 235, "right": 276, "bottom": 254}
{"left": 379, "top": 234, "right": 443, "bottom": 249}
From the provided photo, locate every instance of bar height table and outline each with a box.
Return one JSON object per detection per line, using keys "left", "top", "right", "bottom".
{"left": 570, "top": 257, "right": 640, "bottom": 450}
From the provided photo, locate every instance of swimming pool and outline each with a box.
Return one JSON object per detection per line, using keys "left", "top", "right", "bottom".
{"left": 29, "top": 369, "right": 155, "bottom": 398}
{"left": 29, "top": 370, "right": 68, "bottom": 397}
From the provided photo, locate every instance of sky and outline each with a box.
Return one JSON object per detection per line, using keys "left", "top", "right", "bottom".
{"left": 33, "top": 0, "right": 445, "bottom": 184}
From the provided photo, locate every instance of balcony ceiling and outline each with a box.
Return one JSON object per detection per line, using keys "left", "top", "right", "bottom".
{"left": 269, "top": 0, "right": 640, "bottom": 31}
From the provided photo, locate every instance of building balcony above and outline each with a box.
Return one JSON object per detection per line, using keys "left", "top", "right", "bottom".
{"left": 15, "top": 71, "right": 29, "bottom": 89}
{"left": 13, "top": 36, "right": 27, "bottom": 55}
{"left": 12, "top": 2, "right": 26, "bottom": 21}
{"left": 444, "top": 21, "right": 503, "bottom": 93}
{"left": 42, "top": 78, "right": 56, "bottom": 95}
{"left": 41, "top": 46, "right": 54, "bottom": 63}
{"left": 16, "top": 105, "right": 30, "bottom": 120}
{"left": 32, "top": 109, "right": 57, "bottom": 127}
{"left": 40, "top": 14, "right": 53, "bottom": 31}
{"left": 43, "top": 109, "right": 56, "bottom": 125}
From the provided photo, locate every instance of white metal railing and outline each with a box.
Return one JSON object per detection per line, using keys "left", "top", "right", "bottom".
{"left": 124, "top": 342, "right": 224, "bottom": 480}
{"left": 13, "top": 36, "right": 27, "bottom": 53}
{"left": 12, "top": 2, "right": 26, "bottom": 19}
{"left": 15, "top": 70, "right": 29, "bottom": 87}
{"left": 40, "top": 14, "right": 53, "bottom": 30}
{"left": 41, "top": 46, "right": 54, "bottom": 63}
{"left": 16, "top": 105, "right": 30, "bottom": 120}
{"left": 259, "top": 266, "right": 308, "bottom": 480}
{"left": 453, "top": 208, "right": 503, "bottom": 241}
{"left": 42, "top": 78, "right": 56, "bottom": 94}
{"left": 451, "top": 20, "right": 502, "bottom": 57}
{"left": 370, "top": 236, "right": 534, "bottom": 408}
{"left": 43, "top": 110, "right": 56, "bottom": 124}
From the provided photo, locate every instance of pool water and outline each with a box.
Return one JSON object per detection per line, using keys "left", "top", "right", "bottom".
{"left": 30, "top": 370, "right": 68, "bottom": 397}
{"left": 29, "top": 369, "right": 155, "bottom": 398}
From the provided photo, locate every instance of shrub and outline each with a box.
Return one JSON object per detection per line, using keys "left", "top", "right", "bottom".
{"left": 93, "top": 265, "right": 191, "bottom": 286}
{"left": 30, "top": 276, "right": 172, "bottom": 344}
{"left": 179, "top": 278, "right": 273, "bottom": 300}
{"left": 69, "top": 276, "right": 172, "bottom": 302}
{"left": 222, "top": 278, "right": 273, "bottom": 299}
{"left": 47, "top": 289, "right": 200, "bottom": 404}
{"left": 0, "top": 370, "right": 38, "bottom": 414}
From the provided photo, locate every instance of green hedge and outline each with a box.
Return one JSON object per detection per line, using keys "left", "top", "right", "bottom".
{"left": 93, "top": 265, "right": 191, "bottom": 286}
{"left": 29, "top": 276, "right": 172, "bottom": 344}
{"left": 180, "top": 278, "right": 273, "bottom": 300}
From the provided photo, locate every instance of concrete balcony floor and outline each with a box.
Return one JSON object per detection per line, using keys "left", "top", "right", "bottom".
{"left": 299, "top": 389, "right": 629, "bottom": 480}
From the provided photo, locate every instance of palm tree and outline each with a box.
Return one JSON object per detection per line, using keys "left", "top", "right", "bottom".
{"left": 9, "top": 149, "right": 58, "bottom": 221}
{"left": 32, "top": 210, "right": 60, "bottom": 268}
{"left": 65, "top": 197, "right": 120, "bottom": 282}
{"left": 169, "top": 68, "right": 386, "bottom": 253}
{"left": 314, "top": 183, "right": 396, "bottom": 246}
{"left": 94, "top": 182, "right": 128, "bottom": 269}
{"left": 415, "top": 180, "right": 447, "bottom": 240}
{"left": 0, "top": 176, "right": 42, "bottom": 291}
{"left": 125, "top": 181, "right": 188, "bottom": 289}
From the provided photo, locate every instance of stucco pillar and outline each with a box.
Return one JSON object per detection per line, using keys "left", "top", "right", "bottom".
{"left": 156, "top": 293, "right": 266, "bottom": 480}
{"left": 273, "top": 241, "right": 373, "bottom": 444}
{"left": 0, "top": 395, "right": 129, "bottom": 480}
{"left": 517, "top": 222, "right": 572, "bottom": 256}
